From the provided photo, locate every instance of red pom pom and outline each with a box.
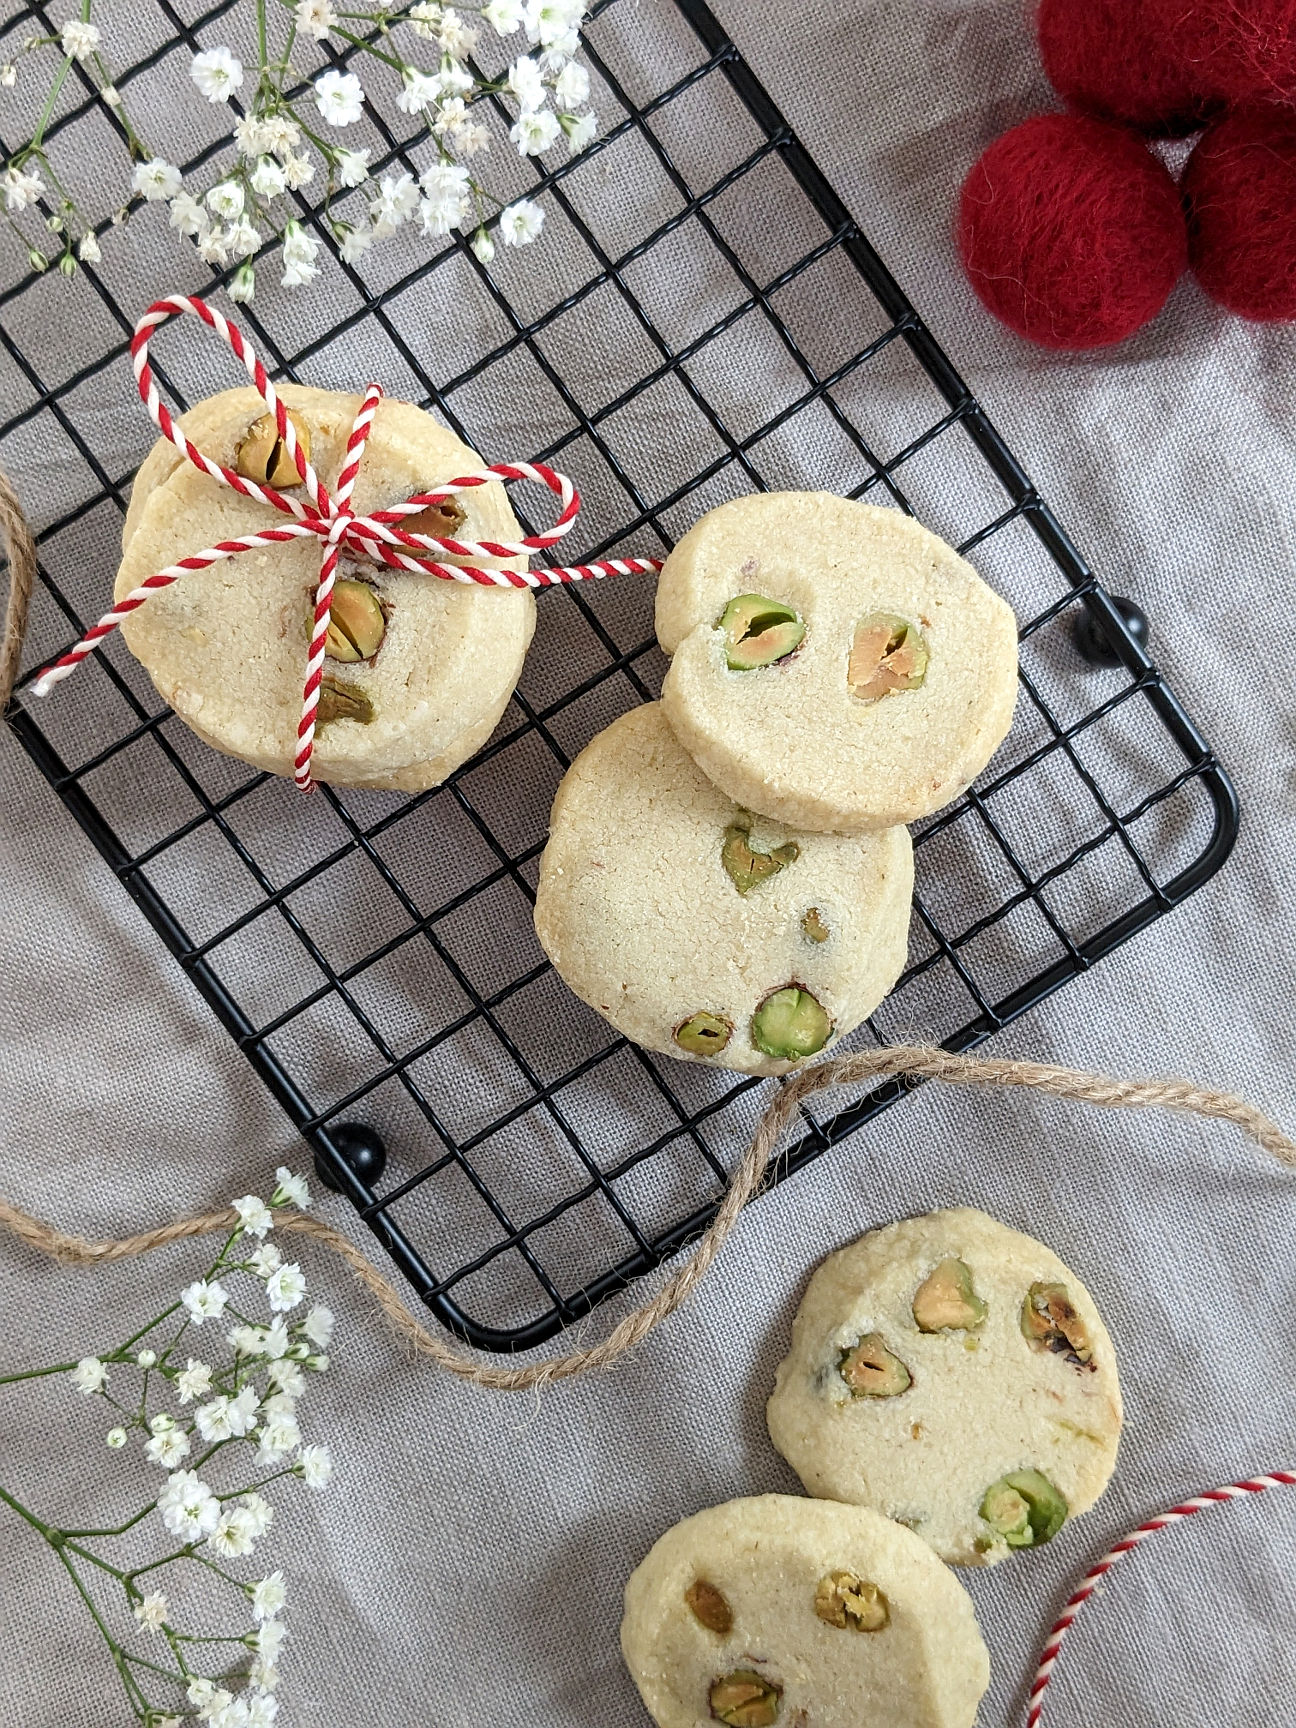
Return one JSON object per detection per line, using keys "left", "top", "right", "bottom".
{"left": 957, "top": 114, "right": 1188, "bottom": 350}
{"left": 1038, "top": 0, "right": 1220, "bottom": 135}
{"left": 1176, "top": 0, "right": 1296, "bottom": 105}
{"left": 1183, "top": 105, "right": 1296, "bottom": 318}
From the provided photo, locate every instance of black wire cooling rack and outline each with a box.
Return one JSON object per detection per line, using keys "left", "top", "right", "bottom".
{"left": 1, "top": 0, "right": 1238, "bottom": 1351}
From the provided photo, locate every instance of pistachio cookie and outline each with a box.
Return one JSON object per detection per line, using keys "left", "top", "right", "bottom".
{"left": 656, "top": 493, "right": 1019, "bottom": 834}
{"left": 767, "top": 1209, "right": 1122, "bottom": 1566}
{"left": 621, "top": 1494, "right": 989, "bottom": 1728}
{"left": 116, "top": 384, "right": 535, "bottom": 791}
{"left": 533, "top": 703, "right": 913, "bottom": 1076}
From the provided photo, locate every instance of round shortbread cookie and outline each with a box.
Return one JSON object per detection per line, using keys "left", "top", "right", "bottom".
{"left": 656, "top": 493, "right": 1019, "bottom": 834}
{"left": 533, "top": 702, "right": 913, "bottom": 1076}
{"left": 115, "top": 385, "right": 535, "bottom": 792}
{"left": 621, "top": 1494, "right": 990, "bottom": 1728}
{"left": 767, "top": 1209, "right": 1123, "bottom": 1566}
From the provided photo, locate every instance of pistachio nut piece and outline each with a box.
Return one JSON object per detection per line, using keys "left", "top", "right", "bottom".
{"left": 403, "top": 495, "right": 467, "bottom": 542}
{"left": 685, "top": 1578, "right": 733, "bottom": 1636}
{"left": 718, "top": 594, "right": 805, "bottom": 670}
{"left": 979, "top": 1470, "right": 1068, "bottom": 1549}
{"left": 848, "top": 613, "right": 928, "bottom": 702}
{"left": 317, "top": 676, "right": 375, "bottom": 726}
{"left": 1021, "top": 1282, "right": 1095, "bottom": 1370}
{"left": 708, "top": 1671, "right": 781, "bottom": 1727}
{"left": 721, "top": 822, "right": 800, "bottom": 895}
{"left": 801, "top": 908, "right": 829, "bottom": 944}
{"left": 235, "top": 409, "right": 312, "bottom": 488}
{"left": 674, "top": 1012, "right": 733, "bottom": 1058}
{"left": 912, "top": 1257, "right": 987, "bottom": 1333}
{"left": 325, "top": 580, "right": 386, "bottom": 663}
{"left": 750, "top": 986, "right": 832, "bottom": 1061}
{"left": 838, "top": 1332, "right": 912, "bottom": 1399}
{"left": 813, "top": 1571, "right": 890, "bottom": 1632}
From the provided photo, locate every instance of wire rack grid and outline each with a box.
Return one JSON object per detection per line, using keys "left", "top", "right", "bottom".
{"left": 1, "top": 0, "right": 1237, "bottom": 1351}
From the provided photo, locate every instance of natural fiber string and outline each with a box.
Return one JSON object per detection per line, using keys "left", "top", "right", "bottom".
{"left": 0, "top": 462, "right": 37, "bottom": 710}
{"left": 2, "top": 1044, "right": 1294, "bottom": 1393}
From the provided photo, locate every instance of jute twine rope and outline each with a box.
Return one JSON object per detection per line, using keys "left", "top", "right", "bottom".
{"left": 0, "top": 462, "right": 36, "bottom": 709}
{"left": 2, "top": 1044, "right": 1294, "bottom": 1391}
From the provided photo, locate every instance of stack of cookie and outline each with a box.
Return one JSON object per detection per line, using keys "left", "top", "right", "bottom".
{"left": 621, "top": 1208, "right": 1123, "bottom": 1727}
{"left": 536, "top": 493, "right": 1019, "bottom": 1073}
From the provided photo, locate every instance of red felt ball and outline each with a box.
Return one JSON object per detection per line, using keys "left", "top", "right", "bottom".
{"left": 1173, "top": 0, "right": 1296, "bottom": 104}
{"left": 1038, "top": 0, "right": 1220, "bottom": 136}
{"left": 957, "top": 114, "right": 1188, "bottom": 350}
{"left": 1183, "top": 105, "right": 1296, "bottom": 318}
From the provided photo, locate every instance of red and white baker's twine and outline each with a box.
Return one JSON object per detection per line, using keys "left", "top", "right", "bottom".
{"left": 32, "top": 295, "right": 663, "bottom": 789}
{"left": 1028, "top": 1469, "right": 1296, "bottom": 1724}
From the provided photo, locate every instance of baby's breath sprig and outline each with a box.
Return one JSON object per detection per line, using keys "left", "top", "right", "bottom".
{"left": 0, "top": 0, "right": 596, "bottom": 295}
{"left": 0, "top": 1167, "right": 336, "bottom": 1728}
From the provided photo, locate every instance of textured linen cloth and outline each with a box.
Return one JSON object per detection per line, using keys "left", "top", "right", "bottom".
{"left": 3, "top": 1, "right": 1296, "bottom": 1724}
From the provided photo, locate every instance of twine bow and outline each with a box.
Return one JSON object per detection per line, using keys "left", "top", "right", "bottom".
{"left": 32, "top": 294, "right": 663, "bottom": 789}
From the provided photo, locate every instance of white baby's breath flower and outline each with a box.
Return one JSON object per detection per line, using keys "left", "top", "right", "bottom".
{"left": 333, "top": 148, "right": 371, "bottom": 189}
{"left": 149, "top": 1412, "right": 176, "bottom": 1434}
{"left": 229, "top": 1384, "right": 261, "bottom": 1435}
{"left": 539, "top": 34, "right": 579, "bottom": 68}
{"left": 263, "top": 115, "right": 302, "bottom": 158}
{"left": 484, "top": 0, "right": 524, "bottom": 32}
{"left": 105, "top": 1425, "right": 128, "bottom": 1448}
{"left": 396, "top": 67, "right": 440, "bottom": 115}
{"left": 511, "top": 107, "right": 560, "bottom": 154}
{"left": 300, "top": 1304, "right": 335, "bottom": 1349}
{"left": 182, "top": 1279, "right": 229, "bottom": 1325}
{"left": 563, "top": 109, "right": 597, "bottom": 152}
{"left": 257, "top": 1408, "right": 302, "bottom": 1459}
{"left": 249, "top": 1655, "right": 279, "bottom": 1695}
{"left": 470, "top": 227, "right": 495, "bottom": 264}
{"left": 209, "top": 1506, "right": 257, "bottom": 1558}
{"left": 187, "top": 1677, "right": 224, "bottom": 1710}
{"left": 418, "top": 161, "right": 469, "bottom": 234}
{"left": 251, "top": 1569, "right": 287, "bottom": 1622}
{"left": 71, "top": 1356, "right": 107, "bottom": 1395}
{"left": 229, "top": 218, "right": 260, "bottom": 259}
{"left": 168, "top": 191, "right": 206, "bottom": 235}
{"left": 59, "top": 19, "right": 101, "bottom": 61}
{"left": 232, "top": 1193, "right": 272, "bottom": 1237}
{"left": 272, "top": 1166, "right": 310, "bottom": 1210}
{"left": 305, "top": 1352, "right": 330, "bottom": 1373}
{"left": 137, "top": 1348, "right": 158, "bottom": 1369}
{"left": 295, "top": 0, "right": 337, "bottom": 39}
{"left": 190, "top": 46, "right": 244, "bottom": 103}
{"left": 265, "top": 1359, "right": 305, "bottom": 1397}
{"left": 233, "top": 114, "right": 272, "bottom": 157}
{"left": 297, "top": 1442, "right": 334, "bottom": 1488}
{"left": 506, "top": 54, "right": 546, "bottom": 114}
{"left": 248, "top": 1242, "right": 282, "bottom": 1279}
{"left": 369, "top": 171, "right": 419, "bottom": 235}
{"left": 281, "top": 153, "right": 315, "bottom": 191}
{"left": 175, "top": 1358, "right": 213, "bottom": 1403}
{"left": 281, "top": 221, "right": 320, "bottom": 288}
{"left": 246, "top": 1693, "right": 280, "bottom": 1727}
{"left": 133, "top": 1590, "right": 169, "bottom": 1632}
{"left": 338, "top": 225, "right": 372, "bottom": 263}
{"left": 438, "top": 59, "right": 475, "bottom": 98}
{"left": 554, "top": 59, "right": 589, "bottom": 108}
{"left": 255, "top": 1619, "right": 288, "bottom": 1660}
{"left": 195, "top": 1394, "right": 236, "bottom": 1442}
{"left": 315, "top": 67, "right": 364, "bottom": 126}
{"left": 158, "top": 1469, "right": 221, "bottom": 1540}
{"left": 499, "top": 196, "right": 544, "bottom": 246}
{"left": 439, "top": 11, "right": 478, "bottom": 57}
{"left": 249, "top": 156, "right": 286, "bottom": 199}
{"left": 229, "top": 261, "right": 256, "bottom": 304}
{"left": 457, "top": 121, "right": 492, "bottom": 157}
{"left": 145, "top": 1425, "right": 191, "bottom": 1468}
{"left": 197, "top": 225, "right": 230, "bottom": 266}
{"left": 206, "top": 180, "right": 245, "bottom": 221}
{"left": 409, "top": 0, "right": 442, "bottom": 37}
{"left": 239, "top": 1493, "right": 275, "bottom": 1542}
{"left": 227, "top": 1324, "right": 266, "bottom": 1358}
{"left": 525, "top": 0, "right": 584, "bottom": 45}
{"left": 0, "top": 63, "right": 16, "bottom": 88}
{"left": 3, "top": 165, "right": 45, "bottom": 213}
{"left": 265, "top": 1263, "right": 307, "bottom": 1313}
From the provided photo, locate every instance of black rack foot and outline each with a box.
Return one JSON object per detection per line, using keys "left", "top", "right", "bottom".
{"left": 1073, "top": 596, "right": 1150, "bottom": 666}
{"left": 315, "top": 1123, "right": 387, "bottom": 1193}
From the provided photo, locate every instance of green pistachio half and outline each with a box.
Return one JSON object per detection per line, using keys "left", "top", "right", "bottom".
{"left": 912, "top": 1257, "right": 987, "bottom": 1333}
{"left": 1021, "top": 1282, "right": 1095, "bottom": 1370}
{"left": 750, "top": 986, "right": 832, "bottom": 1060}
{"left": 801, "top": 908, "right": 830, "bottom": 944}
{"left": 721, "top": 821, "right": 799, "bottom": 895}
{"left": 838, "top": 1332, "right": 912, "bottom": 1399}
{"left": 979, "top": 1470, "right": 1068, "bottom": 1549}
{"left": 325, "top": 579, "right": 386, "bottom": 663}
{"left": 848, "top": 613, "right": 928, "bottom": 702}
{"left": 235, "top": 409, "right": 311, "bottom": 488}
{"left": 718, "top": 594, "right": 805, "bottom": 670}
{"left": 317, "top": 676, "right": 374, "bottom": 726}
{"left": 814, "top": 1571, "right": 890, "bottom": 1632}
{"left": 708, "top": 1671, "right": 782, "bottom": 1727}
{"left": 674, "top": 1012, "right": 733, "bottom": 1057}
{"left": 685, "top": 1578, "right": 733, "bottom": 1636}
{"left": 403, "top": 494, "right": 467, "bottom": 543}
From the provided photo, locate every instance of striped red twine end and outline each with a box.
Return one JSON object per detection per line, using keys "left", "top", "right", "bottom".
{"left": 32, "top": 294, "right": 663, "bottom": 789}
{"left": 1029, "top": 1470, "right": 1296, "bottom": 1724}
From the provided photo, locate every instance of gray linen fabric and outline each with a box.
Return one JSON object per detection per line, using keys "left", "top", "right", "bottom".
{"left": 3, "top": 0, "right": 1296, "bottom": 1723}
